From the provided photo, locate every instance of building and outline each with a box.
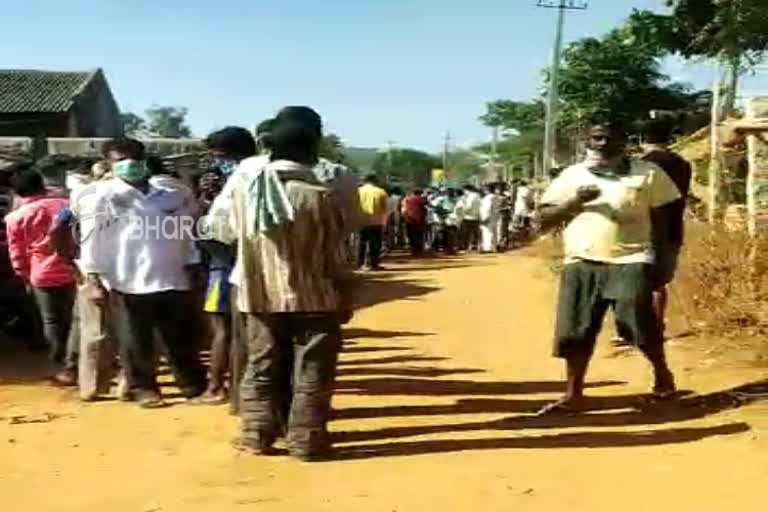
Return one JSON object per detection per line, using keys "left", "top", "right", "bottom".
{"left": 0, "top": 68, "right": 121, "bottom": 138}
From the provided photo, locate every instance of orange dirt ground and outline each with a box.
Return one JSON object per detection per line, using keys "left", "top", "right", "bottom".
{"left": 0, "top": 252, "right": 766, "bottom": 512}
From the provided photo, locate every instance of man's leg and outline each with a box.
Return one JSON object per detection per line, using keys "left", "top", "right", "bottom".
{"left": 369, "top": 226, "right": 384, "bottom": 269}
{"left": 357, "top": 228, "right": 369, "bottom": 268}
{"left": 652, "top": 287, "right": 668, "bottom": 335}
{"left": 198, "top": 313, "right": 231, "bottom": 403}
{"left": 287, "top": 314, "right": 343, "bottom": 461}
{"left": 77, "top": 281, "right": 114, "bottom": 400}
{"left": 612, "top": 264, "right": 675, "bottom": 396}
{"left": 239, "top": 314, "right": 291, "bottom": 453}
{"left": 541, "top": 262, "right": 609, "bottom": 414}
{"left": 32, "top": 285, "right": 77, "bottom": 384}
{"left": 112, "top": 292, "right": 162, "bottom": 404}
{"left": 154, "top": 291, "right": 207, "bottom": 398}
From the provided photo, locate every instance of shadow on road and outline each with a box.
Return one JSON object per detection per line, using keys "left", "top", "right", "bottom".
{"left": 330, "top": 378, "right": 765, "bottom": 459}
{"left": 333, "top": 423, "right": 750, "bottom": 460}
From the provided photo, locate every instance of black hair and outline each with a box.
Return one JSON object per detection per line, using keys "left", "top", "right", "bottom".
{"left": 269, "top": 107, "right": 323, "bottom": 164}
{"left": 413, "top": 189, "right": 424, "bottom": 196}
{"left": 588, "top": 119, "right": 628, "bottom": 138}
{"left": 10, "top": 167, "right": 46, "bottom": 197}
{"left": 205, "top": 127, "right": 257, "bottom": 159}
{"left": 146, "top": 155, "right": 179, "bottom": 178}
{"left": 102, "top": 137, "right": 146, "bottom": 160}
{"left": 642, "top": 118, "right": 674, "bottom": 144}
{"left": 364, "top": 174, "right": 378, "bottom": 184}
{"left": 256, "top": 118, "right": 276, "bottom": 150}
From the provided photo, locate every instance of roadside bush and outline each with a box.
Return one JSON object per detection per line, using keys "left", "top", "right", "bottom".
{"left": 676, "top": 221, "right": 767, "bottom": 338}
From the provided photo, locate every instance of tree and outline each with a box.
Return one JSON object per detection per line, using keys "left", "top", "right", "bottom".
{"left": 372, "top": 148, "right": 440, "bottom": 188}
{"left": 145, "top": 106, "right": 192, "bottom": 138}
{"left": 319, "top": 133, "right": 346, "bottom": 163}
{"left": 479, "top": 100, "right": 545, "bottom": 133}
{"left": 120, "top": 112, "right": 146, "bottom": 136}
{"left": 633, "top": 1, "right": 768, "bottom": 116}
{"left": 555, "top": 29, "right": 697, "bottom": 131}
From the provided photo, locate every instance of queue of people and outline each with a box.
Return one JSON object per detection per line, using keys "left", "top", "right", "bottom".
{"left": 1, "top": 109, "right": 692, "bottom": 461}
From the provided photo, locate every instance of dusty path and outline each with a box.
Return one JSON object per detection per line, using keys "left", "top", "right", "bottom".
{"left": 1, "top": 252, "right": 766, "bottom": 512}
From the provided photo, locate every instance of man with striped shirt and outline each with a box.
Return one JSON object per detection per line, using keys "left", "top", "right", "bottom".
{"left": 214, "top": 106, "right": 352, "bottom": 461}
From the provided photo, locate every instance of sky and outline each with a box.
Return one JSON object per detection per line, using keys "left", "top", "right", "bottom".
{"left": 2, "top": 0, "right": 767, "bottom": 152}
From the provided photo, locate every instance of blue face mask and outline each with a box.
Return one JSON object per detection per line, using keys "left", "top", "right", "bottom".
{"left": 212, "top": 157, "right": 239, "bottom": 176}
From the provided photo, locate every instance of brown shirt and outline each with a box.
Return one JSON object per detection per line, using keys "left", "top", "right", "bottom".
{"left": 223, "top": 164, "right": 347, "bottom": 314}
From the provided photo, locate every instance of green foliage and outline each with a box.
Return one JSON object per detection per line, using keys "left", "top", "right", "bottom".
{"left": 120, "top": 112, "right": 146, "bottom": 136}
{"left": 343, "top": 147, "right": 379, "bottom": 173}
{"left": 479, "top": 100, "right": 545, "bottom": 132}
{"left": 372, "top": 148, "right": 440, "bottom": 188}
{"left": 663, "top": 0, "right": 768, "bottom": 64}
{"left": 145, "top": 106, "right": 192, "bottom": 138}
{"left": 556, "top": 29, "right": 697, "bottom": 130}
{"left": 319, "top": 134, "right": 346, "bottom": 164}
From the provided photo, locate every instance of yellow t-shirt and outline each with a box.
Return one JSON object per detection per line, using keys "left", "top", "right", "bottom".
{"left": 541, "top": 158, "right": 681, "bottom": 264}
{"left": 358, "top": 183, "right": 389, "bottom": 226}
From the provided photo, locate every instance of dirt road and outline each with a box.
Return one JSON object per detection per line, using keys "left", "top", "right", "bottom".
{"left": 1, "top": 252, "right": 766, "bottom": 512}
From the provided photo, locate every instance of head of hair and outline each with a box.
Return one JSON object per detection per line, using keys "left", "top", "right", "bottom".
{"left": 588, "top": 119, "right": 628, "bottom": 140}
{"left": 269, "top": 106, "right": 323, "bottom": 164}
{"left": 205, "top": 127, "right": 257, "bottom": 159}
{"left": 413, "top": 188, "right": 423, "bottom": 196}
{"left": 255, "top": 118, "right": 276, "bottom": 151}
{"left": 102, "top": 137, "right": 146, "bottom": 160}
{"left": 642, "top": 118, "right": 674, "bottom": 144}
{"left": 146, "top": 155, "right": 178, "bottom": 177}
{"left": 10, "top": 167, "right": 45, "bottom": 197}
{"left": 364, "top": 174, "right": 379, "bottom": 185}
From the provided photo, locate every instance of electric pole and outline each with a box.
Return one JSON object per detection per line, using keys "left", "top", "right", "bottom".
{"left": 537, "top": 0, "right": 588, "bottom": 179}
{"left": 442, "top": 132, "right": 451, "bottom": 174}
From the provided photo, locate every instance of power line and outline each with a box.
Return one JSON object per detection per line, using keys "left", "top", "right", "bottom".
{"left": 537, "top": 0, "right": 588, "bottom": 179}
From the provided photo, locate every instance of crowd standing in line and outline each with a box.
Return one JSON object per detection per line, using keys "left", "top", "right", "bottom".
{"left": 1, "top": 108, "right": 692, "bottom": 460}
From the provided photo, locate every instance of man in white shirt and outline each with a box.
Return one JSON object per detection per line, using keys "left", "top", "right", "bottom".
{"left": 85, "top": 149, "right": 207, "bottom": 408}
{"left": 459, "top": 185, "right": 482, "bottom": 251}
{"left": 537, "top": 121, "right": 681, "bottom": 415}
{"left": 479, "top": 185, "right": 501, "bottom": 253}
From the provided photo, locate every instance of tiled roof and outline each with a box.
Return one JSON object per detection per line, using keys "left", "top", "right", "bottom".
{"left": 0, "top": 69, "right": 97, "bottom": 114}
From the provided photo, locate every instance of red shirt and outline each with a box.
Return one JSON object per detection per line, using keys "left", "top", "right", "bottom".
{"left": 401, "top": 194, "right": 427, "bottom": 225}
{"left": 4, "top": 195, "right": 76, "bottom": 287}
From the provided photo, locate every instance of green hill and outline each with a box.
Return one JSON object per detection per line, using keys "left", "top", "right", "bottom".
{"left": 343, "top": 147, "right": 379, "bottom": 172}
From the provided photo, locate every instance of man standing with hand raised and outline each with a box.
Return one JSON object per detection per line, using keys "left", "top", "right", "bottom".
{"left": 537, "top": 121, "right": 681, "bottom": 415}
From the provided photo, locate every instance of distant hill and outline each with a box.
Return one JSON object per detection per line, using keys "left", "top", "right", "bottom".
{"left": 343, "top": 147, "right": 379, "bottom": 172}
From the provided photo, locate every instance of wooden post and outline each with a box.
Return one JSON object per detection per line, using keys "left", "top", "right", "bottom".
{"left": 708, "top": 75, "right": 722, "bottom": 224}
{"left": 745, "top": 97, "right": 768, "bottom": 237}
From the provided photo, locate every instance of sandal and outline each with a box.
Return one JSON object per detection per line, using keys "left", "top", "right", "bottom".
{"left": 536, "top": 398, "right": 582, "bottom": 416}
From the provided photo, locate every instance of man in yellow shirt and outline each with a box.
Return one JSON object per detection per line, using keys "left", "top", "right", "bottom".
{"left": 357, "top": 175, "right": 389, "bottom": 270}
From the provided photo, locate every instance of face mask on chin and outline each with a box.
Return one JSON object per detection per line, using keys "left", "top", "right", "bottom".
{"left": 112, "top": 159, "right": 150, "bottom": 184}
{"left": 211, "top": 157, "right": 239, "bottom": 177}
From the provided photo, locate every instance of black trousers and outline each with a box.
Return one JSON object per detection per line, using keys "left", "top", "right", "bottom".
{"left": 111, "top": 290, "right": 207, "bottom": 395}
{"left": 31, "top": 284, "right": 76, "bottom": 368}
{"left": 358, "top": 225, "right": 384, "bottom": 268}
{"left": 460, "top": 220, "right": 481, "bottom": 251}
{"left": 240, "top": 313, "right": 342, "bottom": 455}
{"left": 406, "top": 223, "right": 426, "bottom": 256}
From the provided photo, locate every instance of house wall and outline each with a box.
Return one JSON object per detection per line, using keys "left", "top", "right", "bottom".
{"left": 0, "top": 112, "right": 69, "bottom": 137}
{"left": 71, "top": 72, "right": 121, "bottom": 137}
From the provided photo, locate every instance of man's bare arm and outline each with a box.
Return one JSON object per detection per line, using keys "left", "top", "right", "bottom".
{"left": 538, "top": 185, "right": 601, "bottom": 233}
{"left": 538, "top": 198, "right": 584, "bottom": 233}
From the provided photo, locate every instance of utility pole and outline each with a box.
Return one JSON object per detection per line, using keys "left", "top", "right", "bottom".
{"left": 537, "top": 0, "right": 588, "bottom": 178}
{"left": 382, "top": 140, "right": 397, "bottom": 185}
{"left": 442, "top": 132, "right": 451, "bottom": 174}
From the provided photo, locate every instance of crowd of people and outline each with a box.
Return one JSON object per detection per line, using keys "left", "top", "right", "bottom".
{"left": 0, "top": 108, "right": 691, "bottom": 461}
{"left": 355, "top": 177, "right": 536, "bottom": 269}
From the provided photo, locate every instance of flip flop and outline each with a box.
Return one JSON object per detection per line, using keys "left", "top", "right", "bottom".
{"left": 535, "top": 398, "right": 581, "bottom": 416}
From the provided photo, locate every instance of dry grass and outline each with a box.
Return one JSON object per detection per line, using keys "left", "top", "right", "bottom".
{"left": 675, "top": 221, "right": 768, "bottom": 340}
